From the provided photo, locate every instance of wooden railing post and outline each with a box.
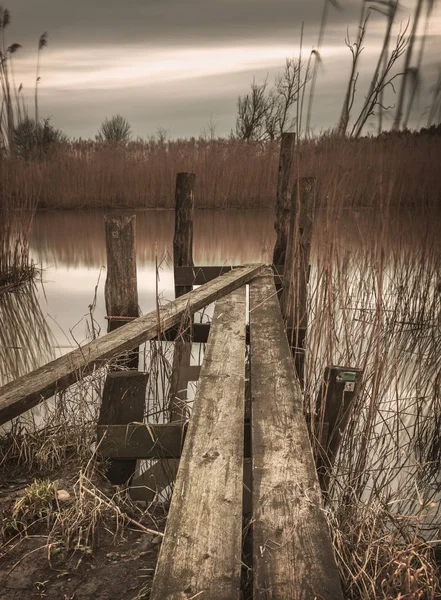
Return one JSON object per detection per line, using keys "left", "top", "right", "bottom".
{"left": 272, "top": 132, "right": 296, "bottom": 267}
{"left": 315, "top": 365, "right": 364, "bottom": 492}
{"left": 280, "top": 177, "right": 316, "bottom": 386}
{"left": 104, "top": 213, "right": 139, "bottom": 369}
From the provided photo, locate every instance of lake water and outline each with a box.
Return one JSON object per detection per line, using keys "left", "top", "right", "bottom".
{"left": 2, "top": 205, "right": 441, "bottom": 533}
{"left": 29, "top": 209, "right": 276, "bottom": 352}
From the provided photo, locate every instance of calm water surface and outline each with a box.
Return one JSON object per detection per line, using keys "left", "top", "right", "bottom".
{"left": 30, "top": 209, "right": 276, "bottom": 352}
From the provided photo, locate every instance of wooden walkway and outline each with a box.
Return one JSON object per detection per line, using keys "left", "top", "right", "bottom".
{"left": 0, "top": 263, "right": 344, "bottom": 599}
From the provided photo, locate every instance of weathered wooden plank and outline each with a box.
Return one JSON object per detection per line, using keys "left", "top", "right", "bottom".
{"left": 0, "top": 264, "right": 264, "bottom": 425}
{"left": 97, "top": 422, "right": 252, "bottom": 459}
{"left": 175, "top": 265, "right": 284, "bottom": 287}
{"left": 150, "top": 287, "right": 247, "bottom": 600}
{"left": 250, "top": 270, "right": 344, "bottom": 600}
{"left": 98, "top": 371, "right": 148, "bottom": 484}
{"left": 98, "top": 423, "right": 187, "bottom": 459}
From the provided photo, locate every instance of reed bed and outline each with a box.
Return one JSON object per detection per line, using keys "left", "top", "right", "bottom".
{"left": 299, "top": 184, "right": 441, "bottom": 597}
{"left": 2, "top": 130, "right": 440, "bottom": 210}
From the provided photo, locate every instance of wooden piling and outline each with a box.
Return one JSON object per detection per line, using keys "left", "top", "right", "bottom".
{"left": 170, "top": 172, "right": 196, "bottom": 422}
{"left": 280, "top": 177, "right": 316, "bottom": 386}
{"left": 173, "top": 173, "right": 195, "bottom": 293}
{"left": 131, "top": 172, "right": 196, "bottom": 501}
{"left": 104, "top": 213, "right": 139, "bottom": 369}
{"left": 272, "top": 132, "right": 296, "bottom": 266}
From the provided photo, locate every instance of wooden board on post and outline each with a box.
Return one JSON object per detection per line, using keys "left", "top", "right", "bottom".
{"left": 150, "top": 287, "right": 247, "bottom": 600}
{"left": 104, "top": 213, "right": 139, "bottom": 369}
{"left": 315, "top": 365, "right": 363, "bottom": 491}
{"left": 97, "top": 371, "right": 148, "bottom": 484}
{"left": 250, "top": 269, "right": 344, "bottom": 600}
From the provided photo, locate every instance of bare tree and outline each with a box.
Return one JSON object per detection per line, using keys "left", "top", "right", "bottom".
{"left": 352, "top": 0, "right": 399, "bottom": 135}
{"left": 235, "top": 78, "right": 274, "bottom": 142}
{"left": 351, "top": 24, "right": 408, "bottom": 137}
{"left": 96, "top": 114, "right": 132, "bottom": 143}
{"left": 235, "top": 58, "right": 310, "bottom": 142}
{"left": 338, "top": 8, "right": 370, "bottom": 136}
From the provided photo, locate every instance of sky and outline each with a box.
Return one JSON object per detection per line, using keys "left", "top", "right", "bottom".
{"left": 7, "top": 0, "right": 441, "bottom": 139}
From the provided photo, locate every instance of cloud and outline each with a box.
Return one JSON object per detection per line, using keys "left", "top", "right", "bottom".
{"left": 6, "top": 0, "right": 441, "bottom": 137}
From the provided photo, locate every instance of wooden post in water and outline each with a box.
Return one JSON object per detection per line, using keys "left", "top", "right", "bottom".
{"left": 100, "top": 213, "right": 143, "bottom": 484}
{"left": 104, "top": 213, "right": 139, "bottom": 369}
{"left": 280, "top": 177, "right": 316, "bottom": 386}
{"left": 272, "top": 132, "right": 296, "bottom": 266}
{"left": 315, "top": 365, "right": 364, "bottom": 492}
{"left": 169, "top": 172, "right": 196, "bottom": 422}
{"left": 131, "top": 172, "right": 196, "bottom": 501}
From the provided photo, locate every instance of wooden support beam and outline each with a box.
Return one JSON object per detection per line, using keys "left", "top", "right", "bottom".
{"left": 174, "top": 265, "right": 284, "bottom": 287}
{"left": 0, "top": 263, "right": 265, "bottom": 425}
{"left": 97, "top": 421, "right": 251, "bottom": 459}
{"left": 315, "top": 365, "right": 363, "bottom": 491}
{"left": 250, "top": 270, "right": 344, "bottom": 600}
{"left": 173, "top": 173, "right": 195, "bottom": 293}
{"left": 273, "top": 132, "right": 296, "bottom": 266}
{"left": 97, "top": 372, "right": 148, "bottom": 484}
{"left": 150, "top": 287, "right": 247, "bottom": 600}
{"left": 160, "top": 323, "right": 210, "bottom": 343}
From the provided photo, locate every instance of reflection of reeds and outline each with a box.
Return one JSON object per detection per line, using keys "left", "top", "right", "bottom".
{"left": 0, "top": 278, "right": 54, "bottom": 385}
{"left": 30, "top": 208, "right": 275, "bottom": 269}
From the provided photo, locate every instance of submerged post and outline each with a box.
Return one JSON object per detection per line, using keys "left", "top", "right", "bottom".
{"left": 272, "top": 132, "right": 296, "bottom": 267}
{"left": 280, "top": 177, "right": 316, "bottom": 386}
{"left": 315, "top": 365, "right": 364, "bottom": 492}
{"left": 104, "top": 213, "right": 139, "bottom": 369}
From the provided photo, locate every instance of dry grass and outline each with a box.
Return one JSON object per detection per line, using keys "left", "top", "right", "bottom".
{"left": 1, "top": 131, "right": 440, "bottom": 210}
{"left": 295, "top": 179, "right": 441, "bottom": 597}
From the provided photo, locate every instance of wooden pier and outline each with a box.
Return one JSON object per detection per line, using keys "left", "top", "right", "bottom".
{"left": 0, "top": 135, "right": 367, "bottom": 598}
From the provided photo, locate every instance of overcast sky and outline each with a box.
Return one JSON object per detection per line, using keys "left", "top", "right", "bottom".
{"left": 7, "top": 0, "right": 441, "bottom": 139}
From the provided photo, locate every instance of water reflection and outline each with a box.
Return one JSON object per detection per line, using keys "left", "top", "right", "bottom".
{"left": 31, "top": 209, "right": 274, "bottom": 268}
{"left": 0, "top": 279, "right": 55, "bottom": 386}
